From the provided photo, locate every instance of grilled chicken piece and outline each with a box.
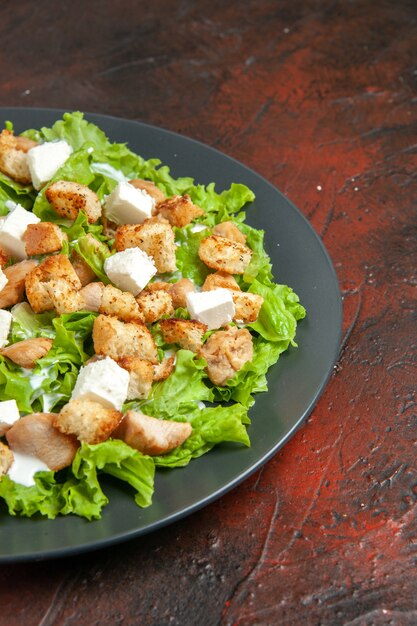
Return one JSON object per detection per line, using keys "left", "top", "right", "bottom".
{"left": 198, "top": 235, "right": 252, "bottom": 275}
{"left": 202, "top": 271, "right": 241, "bottom": 292}
{"left": 159, "top": 318, "right": 207, "bottom": 353}
{"left": 153, "top": 355, "right": 175, "bottom": 381}
{"left": 23, "top": 222, "right": 67, "bottom": 256}
{"left": 213, "top": 221, "right": 246, "bottom": 245}
{"left": 0, "top": 337, "right": 53, "bottom": 368}
{"left": 113, "top": 410, "right": 192, "bottom": 456}
{"left": 0, "top": 441, "right": 14, "bottom": 477}
{"left": 155, "top": 194, "right": 204, "bottom": 228}
{"left": 129, "top": 178, "right": 167, "bottom": 205}
{"left": 0, "top": 260, "right": 37, "bottom": 309}
{"left": 0, "top": 130, "right": 35, "bottom": 184}
{"left": 45, "top": 180, "right": 102, "bottom": 223}
{"left": 168, "top": 278, "right": 195, "bottom": 309}
{"left": 6, "top": 413, "right": 79, "bottom": 471}
{"left": 199, "top": 326, "right": 253, "bottom": 386}
{"left": 70, "top": 250, "right": 97, "bottom": 287}
{"left": 79, "top": 281, "right": 104, "bottom": 312}
{"left": 54, "top": 398, "right": 122, "bottom": 445}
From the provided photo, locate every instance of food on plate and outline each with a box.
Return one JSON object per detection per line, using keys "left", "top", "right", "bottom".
{"left": 0, "top": 112, "right": 305, "bottom": 520}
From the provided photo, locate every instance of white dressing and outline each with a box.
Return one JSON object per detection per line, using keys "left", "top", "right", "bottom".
{"left": 8, "top": 451, "right": 49, "bottom": 487}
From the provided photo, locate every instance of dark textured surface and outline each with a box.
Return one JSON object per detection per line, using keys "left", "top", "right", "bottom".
{"left": 0, "top": 1, "right": 416, "bottom": 624}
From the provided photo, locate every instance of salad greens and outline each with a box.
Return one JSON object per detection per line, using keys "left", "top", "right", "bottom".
{"left": 0, "top": 112, "right": 305, "bottom": 519}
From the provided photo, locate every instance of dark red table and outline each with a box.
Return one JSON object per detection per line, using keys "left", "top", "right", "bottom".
{"left": 0, "top": 2, "right": 416, "bottom": 624}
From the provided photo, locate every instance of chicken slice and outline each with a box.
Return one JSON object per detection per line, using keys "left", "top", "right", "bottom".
{"left": 0, "top": 337, "right": 53, "bottom": 368}
{"left": 202, "top": 271, "right": 241, "bottom": 292}
{"left": 0, "top": 441, "right": 14, "bottom": 477}
{"left": 155, "top": 194, "right": 204, "bottom": 228}
{"left": 0, "top": 259, "right": 37, "bottom": 309}
{"left": 45, "top": 180, "right": 102, "bottom": 223}
{"left": 168, "top": 278, "right": 195, "bottom": 309}
{"left": 213, "top": 221, "right": 246, "bottom": 244}
{"left": 199, "top": 326, "right": 253, "bottom": 386}
{"left": 129, "top": 178, "right": 167, "bottom": 205}
{"left": 153, "top": 355, "right": 175, "bottom": 381}
{"left": 198, "top": 235, "right": 252, "bottom": 275}
{"left": 70, "top": 250, "right": 97, "bottom": 287}
{"left": 79, "top": 281, "right": 105, "bottom": 312}
{"left": 54, "top": 398, "right": 122, "bottom": 445}
{"left": 113, "top": 410, "right": 192, "bottom": 456}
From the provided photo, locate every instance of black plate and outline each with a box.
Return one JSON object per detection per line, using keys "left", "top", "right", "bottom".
{"left": 0, "top": 108, "right": 342, "bottom": 562}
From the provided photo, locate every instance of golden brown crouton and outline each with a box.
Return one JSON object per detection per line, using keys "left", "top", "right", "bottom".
{"left": 129, "top": 178, "right": 167, "bottom": 205}
{"left": 45, "top": 180, "right": 102, "bottom": 223}
{"left": 101, "top": 214, "right": 118, "bottom": 239}
{"left": 25, "top": 254, "right": 82, "bottom": 313}
{"left": 159, "top": 318, "right": 207, "bottom": 353}
{"left": 23, "top": 222, "right": 67, "bottom": 256}
{"left": 0, "top": 337, "right": 53, "bottom": 368}
{"left": 213, "top": 221, "right": 246, "bottom": 244}
{"left": 198, "top": 235, "right": 252, "bottom": 275}
{"left": 115, "top": 217, "right": 177, "bottom": 274}
{"left": 0, "top": 130, "right": 32, "bottom": 184}
{"left": 153, "top": 355, "right": 175, "bottom": 381}
{"left": 0, "top": 248, "right": 9, "bottom": 268}
{"left": 54, "top": 398, "right": 122, "bottom": 445}
{"left": 202, "top": 271, "right": 241, "bottom": 292}
{"left": 200, "top": 326, "right": 253, "bottom": 386}
{"left": 145, "top": 281, "right": 171, "bottom": 294}
{"left": 6, "top": 413, "right": 79, "bottom": 471}
{"left": 113, "top": 410, "right": 192, "bottom": 455}
{"left": 0, "top": 441, "right": 14, "bottom": 477}
{"left": 99, "top": 284, "right": 144, "bottom": 323}
{"left": 155, "top": 194, "right": 204, "bottom": 228}
{"left": 45, "top": 279, "right": 84, "bottom": 315}
{"left": 93, "top": 314, "right": 158, "bottom": 363}
{"left": 168, "top": 278, "right": 195, "bottom": 309}
{"left": 79, "top": 282, "right": 104, "bottom": 312}
{"left": 0, "top": 260, "right": 37, "bottom": 309}
{"left": 117, "top": 356, "right": 154, "bottom": 400}
{"left": 231, "top": 291, "right": 264, "bottom": 323}
{"left": 136, "top": 289, "right": 174, "bottom": 324}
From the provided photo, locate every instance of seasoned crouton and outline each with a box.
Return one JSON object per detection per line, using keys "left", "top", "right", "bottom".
{"left": 79, "top": 281, "right": 104, "bottom": 312}
{"left": 23, "top": 221, "right": 67, "bottom": 256}
{"left": 213, "top": 221, "right": 246, "bottom": 244}
{"left": 202, "top": 271, "right": 241, "bottom": 292}
{"left": 0, "top": 130, "right": 32, "bottom": 184}
{"left": 136, "top": 289, "right": 174, "bottom": 324}
{"left": 145, "top": 281, "right": 171, "bottom": 294}
{"left": 101, "top": 214, "right": 118, "bottom": 239}
{"left": 168, "top": 278, "right": 195, "bottom": 309}
{"left": 93, "top": 314, "right": 158, "bottom": 363}
{"left": 0, "top": 441, "right": 14, "bottom": 477}
{"left": 155, "top": 194, "right": 204, "bottom": 228}
{"left": 0, "top": 249, "right": 9, "bottom": 268}
{"left": 0, "top": 337, "right": 53, "bottom": 368}
{"left": 159, "top": 318, "right": 207, "bottom": 353}
{"left": 25, "top": 254, "right": 81, "bottom": 313}
{"left": 45, "top": 279, "right": 84, "bottom": 315}
{"left": 232, "top": 291, "right": 264, "bottom": 323}
{"left": 115, "top": 217, "right": 177, "bottom": 274}
{"left": 200, "top": 326, "right": 253, "bottom": 386}
{"left": 117, "top": 356, "right": 154, "bottom": 400}
{"left": 113, "top": 410, "right": 192, "bottom": 455}
{"left": 100, "top": 284, "right": 144, "bottom": 323}
{"left": 129, "top": 178, "right": 167, "bottom": 205}
{"left": 198, "top": 235, "right": 252, "bottom": 275}
{"left": 54, "top": 398, "right": 122, "bottom": 445}
{"left": 153, "top": 354, "right": 175, "bottom": 381}
{"left": 45, "top": 180, "right": 102, "bottom": 223}
{"left": 6, "top": 413, "right": 78, "bottom": 471}
{"left": 0, "top": 259, "right": 37, "bottom": 309}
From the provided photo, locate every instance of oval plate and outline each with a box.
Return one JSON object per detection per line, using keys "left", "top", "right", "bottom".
{"left": 0, "top": 108, "right": 342, "bottom": 562}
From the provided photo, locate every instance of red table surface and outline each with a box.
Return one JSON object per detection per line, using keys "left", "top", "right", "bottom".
{"left": 0, "top": 2, "right": 416, "bottom": 625}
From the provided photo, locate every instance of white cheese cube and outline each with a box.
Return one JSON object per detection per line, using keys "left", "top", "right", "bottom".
{"left": 0, "top": 267, "right": 8, "bottom": 291}
{"left": 0, "top": 399, "right": 20, "bottom": 427}
{"left": 7, "top": 451, "right": 49, "bottom": 486}
{"left": 104, "top": 181, "right": 154, "bottom": 225}
{"left": 0, "top": 309, "right": 13, "bottom": 347}
{"left": 71, "top": 356, "right": 130, "bottom": 411}
{"left": 27, "top": 140, "right": 73, "bottom": 190}
{"left": 104, "top": 247, "right": 157, "bottom": 296}
{"left": 0, "top": 204, "right": 40, "bottom": 260}
{"left": 186, "top": 288, "right": 235, "bottom": 330}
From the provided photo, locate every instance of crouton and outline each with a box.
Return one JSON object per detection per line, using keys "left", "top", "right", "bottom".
{"left": 6, "top": 413, "right": 78, "bottom": 471}
{"left": 45, "top": 279, "right": 84, "bottom": 315}
{"left": 70, "top": 250, "right": 96, "bottom": 287}
{"left": 25, "top": 254, "right": 82, "bottom": 313}
{"left": 113, "top": 410, "right": 192, "bottom": 455}
{"left": 168, "top": 278, "right": 195, "bottom": 309}
{"left": 0, "top": 249, "right": 9, "bottom": 268}
{"left": 136, "top": 289, "right": 174, "bottom": 324}
{"left": 155, "top": 194, "right": 204, "bottom": 228}
{"left": 198, "top": 235, "right": 252, "bottom": 275}
{"left": 202, "top": 271, "right": 241, "bottom": 292}
{"left": 199, "top": 326, "right": 253, "bottom": 386}
{"left": 115, "top": 218, "right": 177, "bottom": 274}
{"left": 100, "top": 284, "right": 144, "bottom": 323}
{"left": 153, "top": 355, "right": 175, "bottom": 381}
{"left": 0, "top": 130, "right": 32, "bottom": 184}
{"left": 101, "top": 214, "right": 118, "bottom": 239}
{"left": 45, "top": 180, "right": 102, "bottom": 223}
{"left": 232, "top": 291, "right": 264, "bottom": 323}
{"left": 145, "top": 281, "right": 171, "bottom": 294}
{"left": 23, "top": 222, "right": 67, "bottom": 256}
{"left": 117, "top": 356, "right": 154, "bottom": 400}
{"left": 159, "top": 318, "right": 207, "bottom": 353}
{"left": 129, "top": 178, "right": 167, "bottom": 205}
{"left": 93, "top": 314, "right": 158, "bottom": 363}
{"left": 213, "top": 221, "right": 246, "bottom": 244}
{"left": 0, "top": 259, "right": 37, "bottom": 309}
{"left": 0, "top": 441, "right": 14, "bottom": 477}
{"left": 79, "top": 281, "right": 105, "bottom": 312}
{"left": 54, "top": 398, "right": 122, "bottom": 444}
{"left": 0, "top": 337, "right": 53, "bottom": 368}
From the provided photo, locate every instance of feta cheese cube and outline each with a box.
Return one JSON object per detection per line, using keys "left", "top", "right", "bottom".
{"left": 71, "top": 356, "right": 130, "bottom": 411}
{"left": 104, "top": 181, "right": 155, "bottom": 225}
{"left": 0, "top": 309, "right": 13, "bottom": 347}
{"left": 7, "top": 451, "right": 49, "bottom": 486}
{"left": 0, "top": 399, "right": 20, "bottom": 427}
{"left": 0, "top": 267, "right": 8, "bottom": 292}
{"left": 0, "top": 204, "right": 40, "bottom": 259}
{"left": 186, "top": 288, "right": 235, "bottom": 330}
{"left": 104, "top": 247, "right": 157, "bottom": 296}
{"left": 27, "top": 140, "right": 73, "bottom": 190}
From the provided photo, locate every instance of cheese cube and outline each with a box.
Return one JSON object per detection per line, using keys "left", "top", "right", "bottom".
{"left": 104, "top": 247, "right": 157, "bottom": 296}
{"left": 0, "top": 267, "right": 8, "bottom": 291}
{"left": 0, "top": 204, "right": 40, "bottom": 260}
{"left": 104, "top": 181, "right": 154, "bottom": 225}
{"left": 0, "top": 399, "right": 20, "bottom": 427}
{"left": 27, "top": 140, "right": 73, "bottom": 190}
{"left": 0, "top": 309, "right": 13, "bottom": 347}
{"left": 71, "top": 356, "right": 130, "bottom": 411}
{"left": 186, "top": 288, "right": 235, "bottom": 330}
{"left": 7, "top": 451, "right": 49, "bottom": 486}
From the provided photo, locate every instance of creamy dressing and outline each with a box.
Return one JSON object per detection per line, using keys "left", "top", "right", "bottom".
{"left": 196, "top": 401, "right": 206, "bottom": 410}
{"left": 189, "top": 223, "right": 208, "bottom": 233}
{"left": 8, "top": 451, "right": 49, "bottom": 487}
{"left": 90, "top": 162, "right": 128, "bottom": 182}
